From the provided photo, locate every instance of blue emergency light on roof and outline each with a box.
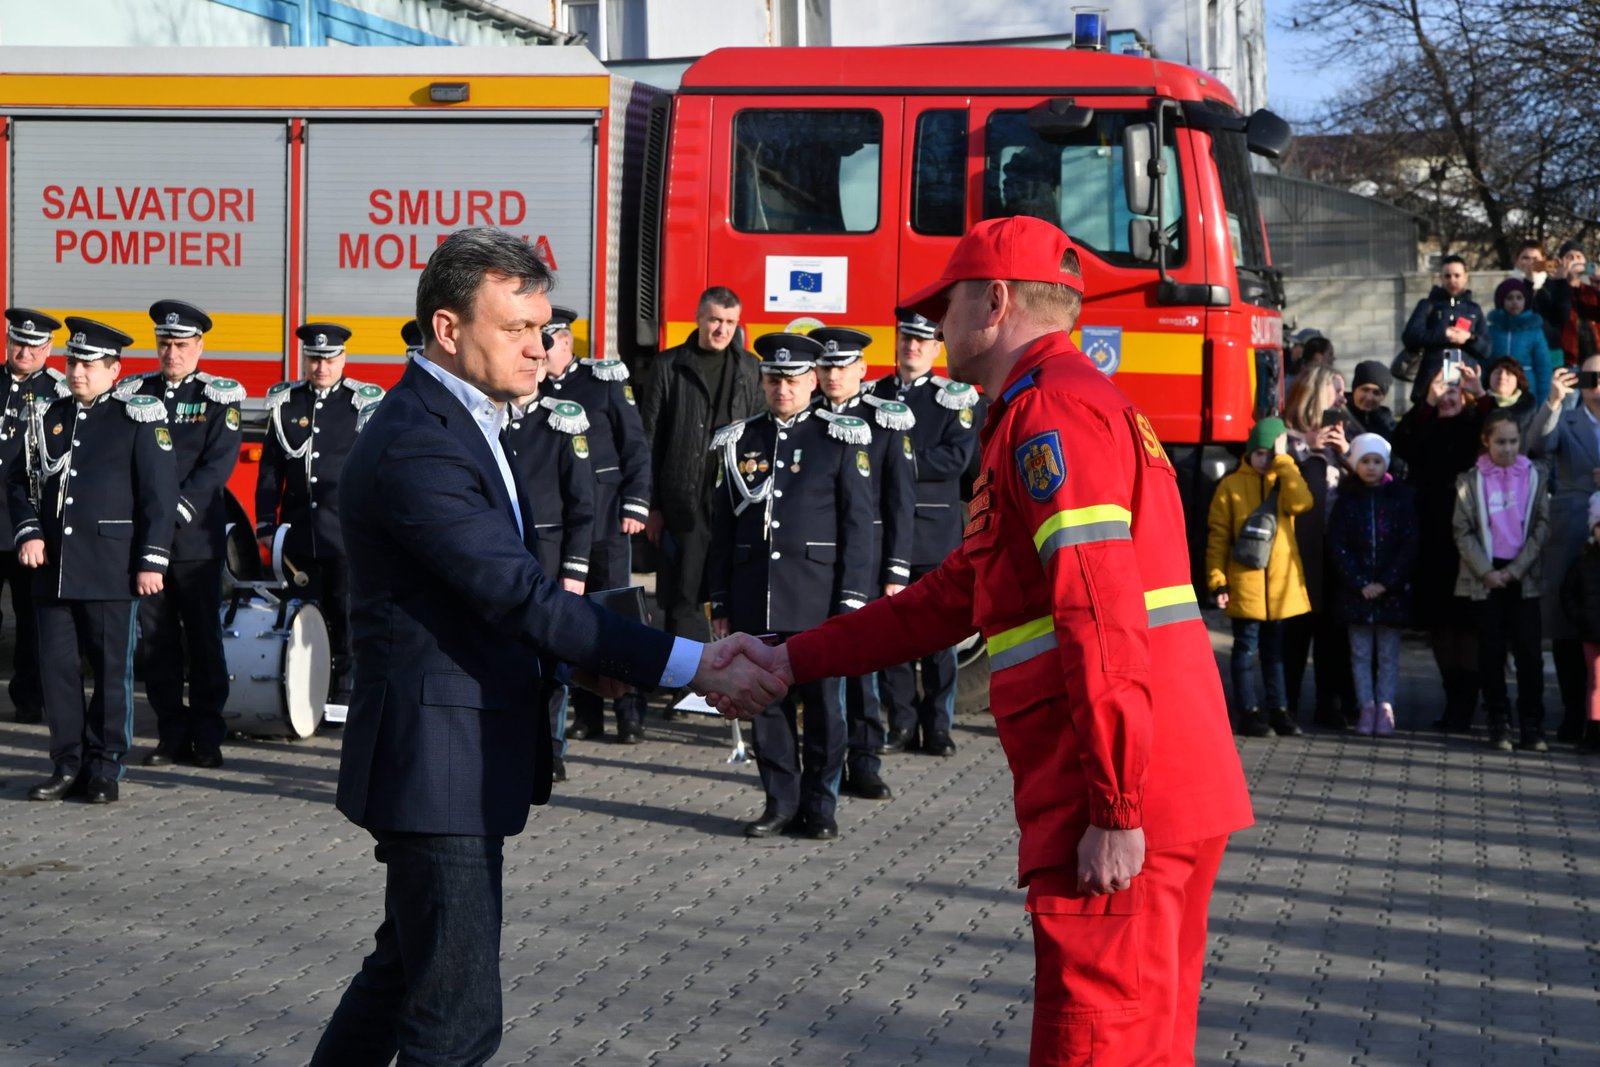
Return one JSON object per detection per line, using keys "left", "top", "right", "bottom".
{"left": 1072, "top": 8, "right": 1108, "bottom": 51}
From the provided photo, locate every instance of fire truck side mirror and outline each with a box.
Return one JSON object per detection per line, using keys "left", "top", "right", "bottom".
{"left": 1244, "top": 110, "right": 1292, "bottom": 161}
{"left": 1127, "top": 218, "right": 1158, "bottom": 263}
{"left": 1122, "top": 122, "right": 1158, "bottom": 218}
{"left": 1025, "top": 99, "right": 1095, "bottom": 145}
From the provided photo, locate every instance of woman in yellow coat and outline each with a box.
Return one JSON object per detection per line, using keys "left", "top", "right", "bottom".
{"left": 1206, "top": 416, "right": 1315, "bottom": 737}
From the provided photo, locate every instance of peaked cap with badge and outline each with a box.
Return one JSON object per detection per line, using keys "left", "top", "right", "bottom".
{"left": 809, "top": 326, "right": 873, "bottom": 368}
{"left": 6, "top": 308, "right": 62, "bottom": 349}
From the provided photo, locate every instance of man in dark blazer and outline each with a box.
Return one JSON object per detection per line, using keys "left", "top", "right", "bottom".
{"left": 309, "top": 228, "right": 785, "bottom": 1067}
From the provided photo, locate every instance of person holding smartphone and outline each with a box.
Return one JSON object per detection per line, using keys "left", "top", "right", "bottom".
{"left": 1531, "top": 358, "right": 1600, "bottom": 745}
{"left": 1404, "top": 255, "right": 1490, "bottom": 404}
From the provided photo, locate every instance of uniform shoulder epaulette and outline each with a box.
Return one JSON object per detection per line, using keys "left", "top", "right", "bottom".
{"left": 930, "top": 375, "right": 980, "bottom": 410}
{"left": 113, "top": 372, "right": 155, "bottom": 399}
{"left": 45, "top": 367, "right": 65, "bottom": 382}
{"left": 198, "top": 371, "right": 246, "bottom": 405}
{"left": 31, "top": 395, "right": 56, "bottom": 416}
{"left": 120, "top": 393, "right": 168, "bottom": 423}
{"left": 53, "top": 379, "right": 72, "bottom": 399}
{"left": 710, "top": 414, "right": 760, "bottom": 451}
{"left": 861, "top": 392, "right": 915, "bottom": 430}
{"left": 343, "top": 378, "right": 385, "bottom": 410}
{"left": 816, "top": 409, "right": 872, "bottom": 445}
{"left": 580, "top": 357, "right": 629, "bottom": 382}
{"left": 264, "top": 380, "right": 302, "bottom": 410}
{"left": 538, "top": 396, "right": 589, "bottom": 434}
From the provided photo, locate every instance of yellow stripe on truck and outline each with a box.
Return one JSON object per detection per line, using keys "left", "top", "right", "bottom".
{"left": 28, "top": 308, "right": 283, "bottom": 356}
{"left": 0, "top": 75, "right": 612, "bottom": 111}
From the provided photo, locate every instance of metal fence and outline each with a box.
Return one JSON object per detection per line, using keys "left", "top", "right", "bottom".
{"left": 1258, "top": 172, "right": 1424, "bottom": 278}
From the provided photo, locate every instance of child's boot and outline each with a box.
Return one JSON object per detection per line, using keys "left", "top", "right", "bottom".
{"left": 1376, "top": 702, "right": 1396, "bottom": 736}
{"left": 1356, "top": 702, "right": 1377, "bottom": 735}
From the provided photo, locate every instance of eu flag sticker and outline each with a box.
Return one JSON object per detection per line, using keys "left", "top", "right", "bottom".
{"left": 1081, "top": 325, "right": 1123, "bottom": 375}
{"left": 1015, "top": 431, "right": 1067, "bottom": 502}
{"left": 790, "top": 269, "right": 823, "bottom": 293}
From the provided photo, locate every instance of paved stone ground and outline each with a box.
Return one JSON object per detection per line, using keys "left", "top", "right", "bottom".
{"left": 0, "top": 613, "right": 1596, "bottom": 1065}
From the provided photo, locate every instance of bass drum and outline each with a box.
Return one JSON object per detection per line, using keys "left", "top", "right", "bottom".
{"left": 221, "top": 598, "right": 330, "bottom": 739}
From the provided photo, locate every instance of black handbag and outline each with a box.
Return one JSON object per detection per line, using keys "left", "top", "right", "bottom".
{"left": 1390, "top": 347, "right": 1424, "bottom": 382}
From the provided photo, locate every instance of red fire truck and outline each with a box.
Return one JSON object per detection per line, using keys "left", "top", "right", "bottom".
{"left": 0, "top": 43, "right": 1287, "bottom": 545}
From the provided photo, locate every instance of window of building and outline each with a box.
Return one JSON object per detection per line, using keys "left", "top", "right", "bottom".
{"left": 982, "top": 109, "right": 1184, "bottom": 268}
{"left": 732, "top": 110, "right": 881, "bottom": 234}
{"left": 911, "top": 109, "right": 967, "bottom": 236}
{"left": 563, "top": 0, "right": 644, "bottom": 60}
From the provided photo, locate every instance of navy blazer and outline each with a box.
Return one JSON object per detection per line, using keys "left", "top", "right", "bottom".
{"left": 336, "top": 361, "right": 675, "bottom": 837}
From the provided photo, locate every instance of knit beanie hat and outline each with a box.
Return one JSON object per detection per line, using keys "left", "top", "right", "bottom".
{"left": 1494, "top": 277, "right": 1533, "bottom": 310}
{"left": 1559, "top": 240, "right": 1587, "bottom": 260}
{"left": 1348, "top": 432, "right": 1391, "bottom": 471}
{"left": 1588, "top": 491, "right": 1600, "bottom": 531}
{"left": 1246, "top": 416, "right": 1287, "bottom": 453}
{"left": 1352, "top": 360, "right": 1393, "bottom": 394}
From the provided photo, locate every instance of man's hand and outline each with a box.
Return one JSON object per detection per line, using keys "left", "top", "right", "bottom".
{"left": 135, "top": 570, "right": 165, "bottom": 596}
{"left": 1076, "top": 825, "right": 1146, "bottom": 897}
{"left": 1551, "top": 367, "right": 1577, "bottom": 409}
{"left": 693, "top": 634, "right": 789, "bottom": 718}
{"left": 573, "top": 671, "right": 631, "bottom": 700}
{"left": 645, "top": 509, "right": 666, "bottom": 547}
{"left": 621, "top": 517, "right": 646, "bottom": 536}
{"left": 884, "top": 583, "right": 905, "bottom": 597}
{"left": 17, "top": 541, "right": 46, "bottom": 568}
{"left": 560, "top": 577, "right": 586, "bottom": 595}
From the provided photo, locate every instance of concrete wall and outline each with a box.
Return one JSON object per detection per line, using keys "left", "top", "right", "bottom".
{"left": 1282, "top": 272, "right": 1436, "bottom": 381}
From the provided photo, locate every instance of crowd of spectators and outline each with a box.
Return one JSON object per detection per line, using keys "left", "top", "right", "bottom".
{"left": 1210, "top": 241, "right": 1600, "bottom": 752}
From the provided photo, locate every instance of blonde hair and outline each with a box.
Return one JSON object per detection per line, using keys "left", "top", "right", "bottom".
{"left": 1003, "top": 249, "right": 1084, "bottom": 329}
{"left": 1284, "top": 364, "right": 1337, "bottom": 434}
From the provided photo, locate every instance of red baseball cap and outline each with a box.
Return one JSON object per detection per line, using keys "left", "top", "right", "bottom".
{"left": 897, "top": 216, "right": 1084, "bottom": 323}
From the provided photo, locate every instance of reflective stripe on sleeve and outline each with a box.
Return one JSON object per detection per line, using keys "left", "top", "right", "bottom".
{"left": 986, "top": 615, "right": 1058, "bottom": 671}
{"left": 1032, "top": 504, "right": 1133, "bottom": 564}
{"left": 1144, "top": 584, "right": 1202, "bottom": 629}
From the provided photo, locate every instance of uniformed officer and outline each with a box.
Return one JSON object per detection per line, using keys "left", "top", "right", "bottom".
{"left": 505, "top": 343, "right": 595, "bottom": 782}
{"left": 540, "top": 306, "right": 652, "bottom": 742}
{"left": 708, "top": 333, "right": 875, "bottom": 840}
{"left": 11, "top": 317, "right": 178, "bottom": 802}
{"left": 120, "top": 300, "right": 243, "bottom": 770}
{"left": 255, "top": 323, "right": 384, "bottom": 720}
{"left": 0, "top": 309, "right": 70, "bottom": 723}
{"left": 868, "top": 310, "right": 983, "bottom": 756}
{"left": 809, "top": 325, "right": 916, "bottom": 801}
{"left": 774, "top": 217, "right": 1254, "bottom": 1065}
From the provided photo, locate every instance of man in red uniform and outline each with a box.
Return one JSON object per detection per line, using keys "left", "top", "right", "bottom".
{"left": 749, "top": 216, "right": 1254, "bottom": 1065}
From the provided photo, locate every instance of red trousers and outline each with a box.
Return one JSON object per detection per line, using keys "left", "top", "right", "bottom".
{"left": 1025, "top": 834, "right": 1229, "bottom": 1066}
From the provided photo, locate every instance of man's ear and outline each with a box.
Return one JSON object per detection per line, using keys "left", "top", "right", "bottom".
{"left": 432, "top": 309, "right": 460, "bottom": 357}
{"left": 986, "top": 280, "right": 1011, "bottom": 327}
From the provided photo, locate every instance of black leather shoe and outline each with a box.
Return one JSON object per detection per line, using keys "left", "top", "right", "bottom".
{"left": 801, "top": 815, "right": 838, "bottom": 841}
{"left": 842, "top": 768, "right": 893, "bottom": 800}
{"left": 28, "top": 772, "right": 82, "bottom": 802}
{"left": 743, "top": 805, "right": 794, "bottom": 838}
{"left": 142, "top": 745, "right": 184, "bottom": 767}
{"left": 1237, "top": 708, "right": 1274, "bottom": 738}
{"left": 13, "top": 704, "right": 42, "bottom": 725}
{"left": 923, "top": 735, "right": 957, "bottom": 757}
{"left": 565, "top": 720, "right": 593, "bottom": 741}
{"left": 616, "top": 719, "right": 644, "bottom": 744}
{"left": 551, "top": 757, "right": 567, "bottom": 783}
{"left": 189, "top": 747, "right": 224, "bottom": 769}
{"left": 85, "top": 777, "right": 119, "bottom": 804}
{"left": 1268, "top": 709, "right": 1303, "bottom": 737}
{"left": 883, "top": 728, "right": 916, "bottom": 753}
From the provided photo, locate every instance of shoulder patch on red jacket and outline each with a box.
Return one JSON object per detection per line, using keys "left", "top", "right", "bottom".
{"left": 1127, "top": 409, "right": 1171, "bottom": 472}
{"left": 1015, "top": 431, "right": 1066, "bottom": 502}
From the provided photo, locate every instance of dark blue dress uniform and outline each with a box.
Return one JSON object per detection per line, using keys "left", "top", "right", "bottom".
{"left": 708, "top": 333, "right": 875, "bottom": 838}
{"left": 869, "top": 312, "right": 984, "bottom": 754}
{"left": 541, "top": 306, "right": 651, "bottom": 739}
{"left": 504, "top": 395, "right": 595, "bottom": 773}
{"left": 810, "top": 326, "right": 917, "bottom": 794}
{"left": 255, "top": 323, "right": 384, "bottom": 711}
{"left": 1, "top": 308, "right": 69, "bottom": 722}
{"left": 118, "top": 300, "right": 242, "bottom": 766}
{"left": 8, "top": 319, "right": 177, "bottom": 799}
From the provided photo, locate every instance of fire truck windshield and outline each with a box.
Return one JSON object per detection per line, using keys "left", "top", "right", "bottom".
{"left": 1208, "top": 123, "right": 1278, "bottom": 309}
{"left": 982, "top": 109, "right": 1184, "bottom": 269}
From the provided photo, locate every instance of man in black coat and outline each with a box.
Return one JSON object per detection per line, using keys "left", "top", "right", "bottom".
{"left": 640, "top": 286, "right": 762, "bottom": 644}
{"left": 255, "top": 322, "right": 385, "bottom": 721}
{"left": 708, "top": 333, "right": 876, "bottom": 841}
{"left": 868, "top": 311, "right": 982, "bottom": 755}
{"left": 810, "top": 325, "right": 916, "bottom": 801}
{"left": 309, "top": 228, "right": 785, "bottom": 1066}
{"left": 11, "top": 318, "right": 177, "bottom": 803}
{"left": 120, "top": 300, "right": 243, "bottom": 770}
{"left": 0, "top": 308, "right": 70, "bottom": 723}
{"left": 1403, "top": 255, "right": 1491, "bottom": 404}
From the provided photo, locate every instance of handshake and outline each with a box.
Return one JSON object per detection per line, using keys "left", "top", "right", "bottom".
{"left": 691, "top": 633, "right": 796, "bottom": 719}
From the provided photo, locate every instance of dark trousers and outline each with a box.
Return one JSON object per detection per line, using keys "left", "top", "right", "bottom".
{"left": 544, "top": 679, "right": 569, "bottom": 759}
{"left": 305, "top": 556, "right": 351, "bottom": 704}
{"left": 0, "top": 552, "right": 42, "bottom": 714}
{"left": 1478, "top": 581, "right": 1544, "bottom": 738}
{"left": 569, "top": 508, "right": 646, "bottom": 731}
{"left": 1552, "top": 638, "right": 1589, "bottom": 740}
{"left": 34, "top": 586, "right": 137, "bottom": 781}
{"left": 844, "top": 672, "right": 886, "bottom": 776}
{"left": 752, "top": 675, "right": 848, "bottom": 823}
{"left": 311, "top": 831, "right": 505, "bottom": 1067}
{"left": 1229, "top": 617, "right": 1286, "bottom": 711}
{"left": 1283, "top": 610, "right": 1356, "bottom": 724}
{"left": 656, "top": 520, "right": 713, "bottom": 642}
{"left": 880, "top": 565, "right": 956, "bottom": 742}
{"left": 1432, "top": 618, "right": 1481, "bottom": 731}
{"left": 140, "top": 557, "right": 230, "bottom": 752}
